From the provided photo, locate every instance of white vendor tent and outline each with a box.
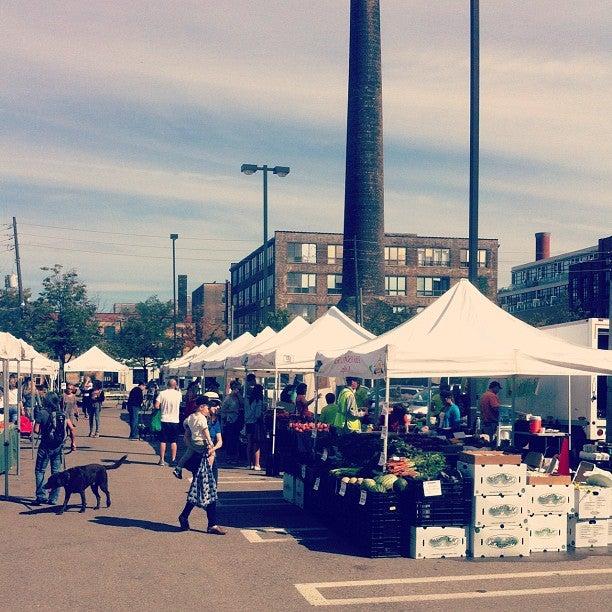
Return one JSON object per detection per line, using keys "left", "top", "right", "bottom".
{"left": 244, "top": 307, "right": 374, "bottom": 373}
{"left": 204, "top": 327, "right": 277, "bottom": 373}
{"left": 226, "top": 316, "right": 311, "bottom": 372}
{"left": 179, "top": 340, "right": 228, "bottom": 376}
{"left": 316, "top": 279, "right": 612, "bottom": 379}
{"left": 65, "top": 346, "right": 129, "bottom": 374}
{"left": 197, "top": 332, "right": 254, "bottom": 374}
{"left": 164, "top": 344, "right": 207, "bottom": 375}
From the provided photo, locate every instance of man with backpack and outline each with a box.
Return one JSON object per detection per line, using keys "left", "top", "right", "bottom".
{"left": 33, "top": 393, "right": 69, "bottom": 505}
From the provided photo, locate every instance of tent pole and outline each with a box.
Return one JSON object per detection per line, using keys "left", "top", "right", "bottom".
{"left": 427, "top": 378, "right": 432, "bottom": 426}
{"left": 271, "top": 369, "right": 278, "bottom": 456}
{"left": 3, "top": 358, "right": 10, "bottom": 496}
{"left": 383, "top": 375, "right": 390, "bottom": 465}
{"left": 16, "top": 361, "right": 21, "bottom": 476}
{"left": 568, "top": 376, "right": 572, "bottom": 451}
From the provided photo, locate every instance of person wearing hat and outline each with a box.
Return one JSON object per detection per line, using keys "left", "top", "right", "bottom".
{"left": 334, "top": 377, "right": 364, "bottom": 432}
{"left": 479, "top": 381, "right": 502, "bottom": 440}
{"left": 33, "top": 393, "right": 70, "bottom": 505}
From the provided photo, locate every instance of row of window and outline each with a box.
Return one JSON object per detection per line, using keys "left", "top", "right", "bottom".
{"left": 232, "top": 245, "right": 275, "bottom": 285}
{"left": 232, "top": 275, "right": 274, "bottom": 307}
{"left": 499, "top": 285, "right": 566, "bottom": 308}
{"left": 511, "top": 253, "right": 596, "bottom": 287}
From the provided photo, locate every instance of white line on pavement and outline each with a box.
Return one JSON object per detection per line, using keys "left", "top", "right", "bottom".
{"left": 241, "top": 526, "right": 329, "bottom": 543}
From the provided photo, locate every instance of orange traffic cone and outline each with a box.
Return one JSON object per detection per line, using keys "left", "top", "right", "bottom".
{"left": 557, "top": 436, "right": 570, "bottom": 476}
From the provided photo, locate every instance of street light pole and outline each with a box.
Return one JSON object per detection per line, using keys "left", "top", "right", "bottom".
{"left": 170, "top": 233, "right": 179, "bottom": 349}
{"left": 241, "top": 164, "right": 290, "bottom": 328}
{"left": 468, "top": 0, "right": 480, "bottom": 286}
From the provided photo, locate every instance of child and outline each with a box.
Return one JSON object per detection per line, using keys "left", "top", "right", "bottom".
{"left": 173, "top": 395, "right": 215, "bottom": 480}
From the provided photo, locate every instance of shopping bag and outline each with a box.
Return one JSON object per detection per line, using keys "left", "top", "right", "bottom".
{"left": 150, "top": 409, "right": 162, "bottom": 433}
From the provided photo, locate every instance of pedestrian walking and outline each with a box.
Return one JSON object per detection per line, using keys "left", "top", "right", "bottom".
{"left": 33, "top": 393, "right": 69, "bottom": 505}
{"left": 155, "top": 378, "right": 182, "bottom": 466}
{"left": 219, "top": 380, "right": 242, "bottom": 464}
{"left": 79, "top": 377, "right": 94, "bottom": 426}
{"left": 206, "top": 393, "right": 223, "bottom": 483}
{"left": 126, "top": 382, "right": 146, "bottom": 440}
{"left": 178, "top": 451, "right": 226, "bottom": 535}
{"left": 89, "top": 380, "right": 105, "bottom": 437}
{"left": 244, "top": 382, "right": 265, "bottom": 471}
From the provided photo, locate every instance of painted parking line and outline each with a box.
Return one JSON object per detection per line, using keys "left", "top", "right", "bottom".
{"left": 295, "top": 568, "right": 612, "bottom": 607}
{"left": 241, "top": 526, "right": 329, "bottom": 544}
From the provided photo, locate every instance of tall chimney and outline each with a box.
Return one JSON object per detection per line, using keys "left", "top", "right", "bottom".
{"left": 338, "top": 0, "right": 385, "bottom": 319}
{"left": 535, "top": 232, "right": 551, "bottom": 261}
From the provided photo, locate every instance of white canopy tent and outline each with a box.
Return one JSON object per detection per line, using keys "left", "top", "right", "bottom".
{"left": 204, "top": 327, "right": 277, "bottom": 374}
{"left": 197, "top": 332, "right": 255, "bottom": 375}
{"left": 65, "top": 346, "right": 129, "bottom": 374}
{"left": 316, "top": 279, "right": 612, "bottom": 463}
{"left": 178, "top": 340, "right": 228, "bottom": 376}
{"left": 163, "top": 344, "right": 207, "bottom": 375}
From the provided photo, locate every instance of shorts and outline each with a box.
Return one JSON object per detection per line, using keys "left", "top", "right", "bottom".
{"left": 159, "top": 421, "right": 180, "bottom": 443}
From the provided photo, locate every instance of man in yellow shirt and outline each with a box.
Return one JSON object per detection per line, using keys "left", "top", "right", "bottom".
{"left": 334, "top": 377, "right": 363, "bottom": 432}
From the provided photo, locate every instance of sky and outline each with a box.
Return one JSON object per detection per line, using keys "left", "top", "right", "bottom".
{"left": 1, "top": 1, "right": 610, "bottom": 309}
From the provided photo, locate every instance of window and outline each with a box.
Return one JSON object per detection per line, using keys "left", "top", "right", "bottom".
{"left": 103, "top": 326, "right": 116, "bottom": 339}
{"left": 417, "top": 276, "right": 450, "bottom": 297}
{"left": 460, "top": 249, "right": 488, "bottom": 268}
{"left": 392, "top": 306, "right": 406, "bottom": 314}
{"left": 384, "top": 246, "right": 407, "bottom": 265}
{"left": 266, "top": 244, "right": 274, "bottom": 267}
{"left": 327, "top": 274, "right": 342, "bottom": 295}
{"left": 288, "top": 304, "right": 316, "bottom": 322}
{"left": 287, "top": 273, "right": 316, "bottom": 294}
{"left": 417, "top": 247, "right": 450, "bottom": 267}
{"left": 258, "top": 279, "right": 264, "bottom": 302}
{"left": 266, "top": 274, "right": 274, "bottom": 296}
{"left": 238, "top": 290, "right": 244, "bottom": 307}
{"left": 385, "top": 276, "right": 406, "bottom": 296}
{"left": 327, "top": 244, "right": 343, "bottom": 264}
{"left": 287, "top": 242, "right": 317, "bottom": 263}
{"left": 231, "top": 269, "right": 238, "bottom": 285}
{"left": 257, "top": 251, "right": 264, "bottom": 271}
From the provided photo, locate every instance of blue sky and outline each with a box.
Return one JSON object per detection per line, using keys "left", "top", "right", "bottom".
{"left": 1, "top": 1, "right": 610, "bottom": 308}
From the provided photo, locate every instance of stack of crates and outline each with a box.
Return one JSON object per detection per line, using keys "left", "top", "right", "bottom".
{"left": 525, "top": 474, "right": 572, "bottom": 552}
{"left": 400, "top": 474, "right": 472, "bottom": 559}
{"left": 458, "top": 450, "right": 530, "bottom": 558}
{"left": 568, "top": 484, "right": 611, "bottom": 548}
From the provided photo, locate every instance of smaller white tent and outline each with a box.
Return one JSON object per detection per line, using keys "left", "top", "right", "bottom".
{"left": 182, "top": 340, "right": 229, "bottom": 376}
{"left": 199, "top": 332, "right": 255, "bottom": 373}
{"left": 245, "top": 307, "right": 374, "bottom": 373}
{"left": 65, "top": 346, "right": 129, "bottom": 373}
{"left": 0, "top": 332, "right": 36, "bottom": 361}
{"left": 225, "top": 317, "right": 311, "bottom": 371}
{"left": 164, "top": 344, "right": 206, "bottom": 375}
{"left": 204, "top": 327, "right": 276, "bottom": 373}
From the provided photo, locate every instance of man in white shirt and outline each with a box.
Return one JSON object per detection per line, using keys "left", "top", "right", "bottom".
{"left": 155, "top": 378, "right": 183, "bottom": 467}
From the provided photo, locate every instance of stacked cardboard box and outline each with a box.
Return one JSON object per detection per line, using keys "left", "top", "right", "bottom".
{"left": 526, "top": 474, "right": 572, "bottom": 552}
{"left": 409, "top": 526, "right": 468, "bottom": 559}
{"left": 458, "top": 451, "right": 529, "bottom": 558}
{"left": 568, "top": 485, "right": 611, "bottom": 548}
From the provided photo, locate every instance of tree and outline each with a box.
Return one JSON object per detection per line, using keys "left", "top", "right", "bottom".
{"left": 31, "top": 265, "right": 99, "bottom": 368}
{"left": 111, "top": 296, "right": 179, "bottom": 374}
{"left": 262, "top": 308, "right": 290, "bottom": 332}
{"left": 514, "top": 301, "right": 586, "bottom": 328}
{"left": 363, "top": 300, "right": 415, "bottom": 336}
{"left": 0, "top": 288, "right": 34, "bottom": 341}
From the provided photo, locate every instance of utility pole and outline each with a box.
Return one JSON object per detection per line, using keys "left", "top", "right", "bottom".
{"left": 170, "top": 233, "right": 178, "bottom": 350}
{"left": 12, "top": 217, "right": 24, "bottom": 313}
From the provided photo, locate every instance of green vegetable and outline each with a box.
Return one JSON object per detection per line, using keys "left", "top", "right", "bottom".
{"left": 393, "top": 478, "right": 408, "bottom": 493}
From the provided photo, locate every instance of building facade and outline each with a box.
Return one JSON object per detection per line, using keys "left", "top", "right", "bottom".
{"left": 192, "top": 281, "right": 230, "bottom": 344}
{"left": 498, "top": 233, "right": 599, "bottom": 315}
{"left": 568, "top": 235, "right": 611, "bottom": 318}
{"left": 230, "top": 230, "right": 498, "bottom": 333}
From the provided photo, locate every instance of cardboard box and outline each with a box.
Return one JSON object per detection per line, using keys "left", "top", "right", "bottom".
{"left": 294, "top": 477, "right": 305, "bottom": 509}
{"left": 473, "top": 494, "right": 527, "bottom": 527}
{"left": 573, "top": 486, "right": 611, "bottom": 519}
{"left": 458, "top": 461, "right": 527, "bottom": 497}
{"left": 409, "top": 526, "right": 467, "bottom": 559}
{"left": 282, "top": 473, "right": 295, "bottom": 504}
{"left": 528, "top": 514, "right": 567, "bottom": 552}
{"left": 526, "top": 484, "right": 572, "bottom": 516}
{"left": 568, "top": 517, "right": 608, "bottom": 548}
{"left": 526, "top": 474, "right": 571, "bottom": 486}
{"left": 459, "top": 450, "right": 522, "bottom": 465}
{"left": 469, "top": 524, "right": 530, "bottom": 558}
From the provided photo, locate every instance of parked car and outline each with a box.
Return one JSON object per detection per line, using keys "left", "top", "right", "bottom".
{"left": 407, "top": 392, "right": 430, "bottom": 415}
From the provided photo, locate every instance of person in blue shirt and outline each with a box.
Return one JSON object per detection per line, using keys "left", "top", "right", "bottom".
{"left": 441, "top": 390, "right": 462, "bottom": 432}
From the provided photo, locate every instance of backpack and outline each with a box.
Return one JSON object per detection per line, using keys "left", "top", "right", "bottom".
{"left": 42, "top": 410, "right": 67, "bottom": 448}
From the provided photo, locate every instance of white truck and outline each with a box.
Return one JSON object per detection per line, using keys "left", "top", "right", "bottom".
{"left": 533, "top": 318, "right": 609, "bottom": 441}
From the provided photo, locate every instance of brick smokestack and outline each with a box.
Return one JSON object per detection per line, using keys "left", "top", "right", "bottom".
{"left": 339, "top": 0, "right": 385, "bottom": 319}
{"left": 535, "top": 232, "right": 551, "bottom": 261}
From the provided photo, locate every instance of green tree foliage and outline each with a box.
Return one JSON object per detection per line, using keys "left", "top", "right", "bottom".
{"left": 513, "top": 301, "right": 586, "bottom": 327}
{"left": 0, "top": 288, "right": 33, "bottom": 341}
{"left": 111, "top": 296, "right": 179, "bottom": 372}
{"left": 30, "top": 265, "right": 99, "bottom": 367}
{"left": 363, "top": 300, "right": 415, "bottom": 336}
{"left": 262, "top": 308, "right": 290, "bottom": 332}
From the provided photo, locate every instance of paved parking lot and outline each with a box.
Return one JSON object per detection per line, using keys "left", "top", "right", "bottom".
{"left": 1, "top": 405, "right": 610, "bottom": 611}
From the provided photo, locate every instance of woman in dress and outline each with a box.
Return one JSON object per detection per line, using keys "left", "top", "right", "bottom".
{"left": 178, "top": 448, "right": 226, "bottom": 535}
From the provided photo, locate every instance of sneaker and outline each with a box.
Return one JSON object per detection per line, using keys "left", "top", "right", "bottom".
{"left": 93, "top": 433, "right": 100, "bottom": 438}
{"left": 173, "top": 467, "right": 183, "bottom": 480}
{"left": 253, "top": 465, "right": 262, "bottom": 471}
{"left": 32, "top": 498, "right": 46, "bottom": 506}
{"left": 158, "top": 460, "right": 167, "bottom": 467}
{"left": 169, "top": 460, "right": 177, "bottom": 468}
{"left": 207, "top": 525, "right": 226, "bottom": 536}
{"left": 178, "top": 515, "right": 190, "bottom": 531}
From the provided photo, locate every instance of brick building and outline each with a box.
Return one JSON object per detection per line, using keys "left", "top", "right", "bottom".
{"left": 230, "top": 230, "right": 498, "bottom": 334}
{"left": 568, "top": 235, "right": 611, "bottom": 318}
{"left": 95, "top": 312, "right": 127, "bottom": 340}
{"left": 192, "top": 281, "right": 230, "bottom": 344}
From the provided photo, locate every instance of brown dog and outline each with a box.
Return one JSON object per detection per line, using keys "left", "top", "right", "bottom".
{"left": 44, "top": 455, "right": 128, "bottom": 514}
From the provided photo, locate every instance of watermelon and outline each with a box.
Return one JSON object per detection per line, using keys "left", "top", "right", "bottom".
{"left": 393, "top": 478, "right": 408, "bottom": 493}
{"left": 360, "top": 479, "right": 378, "bottom": 492}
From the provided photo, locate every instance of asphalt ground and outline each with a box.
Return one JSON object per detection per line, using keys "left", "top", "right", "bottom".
{"left": 1, "top": 404, "right": 610, "bottom": 611}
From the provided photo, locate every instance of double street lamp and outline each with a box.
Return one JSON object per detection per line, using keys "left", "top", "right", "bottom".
{"left": 170, "top": 233, "right": 179, "bottom": 349}
{"left": 240, "top": 164, "right": 290, "bottom": 329}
